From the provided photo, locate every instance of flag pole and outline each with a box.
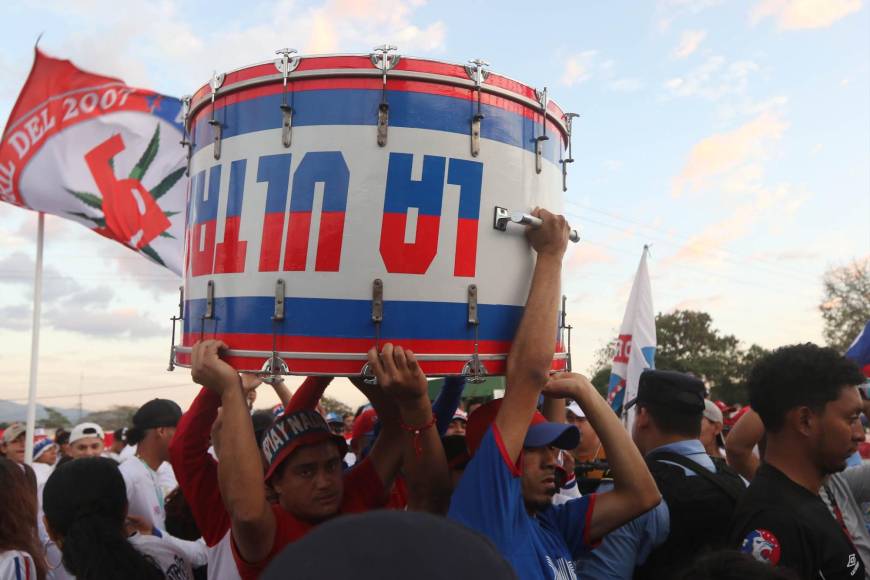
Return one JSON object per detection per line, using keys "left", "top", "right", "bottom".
{"left": 24, "top": 211, "right": 45, "bottom": 465}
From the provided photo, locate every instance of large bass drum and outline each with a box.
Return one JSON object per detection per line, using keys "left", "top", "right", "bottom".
{"left": 171, "top": 49, "right": 577, "bottom": 380}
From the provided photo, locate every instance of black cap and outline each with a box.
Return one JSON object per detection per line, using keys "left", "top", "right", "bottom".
{"left": 132, "top": 399, "right": 182, "bottom": 430}
{"left": 624, "top": 370, "right": 705, "bottom": 413}
{"left": 262, "top": 510, "right": 517, "bottom": 580}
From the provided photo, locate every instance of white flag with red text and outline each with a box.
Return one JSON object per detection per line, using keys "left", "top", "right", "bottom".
{"left": 0, "top": 49, "right": 187, "bottom": 274}
{"left": 606, "top": 246, "right": 657, "bottom": 428}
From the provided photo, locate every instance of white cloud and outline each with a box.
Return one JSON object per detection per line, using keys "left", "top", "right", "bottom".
{"left": 608, "top": 78, "right": 644, "bottom": 93}
{"left": 672, "top": 29, "right": 707, "bottom": 58}
{"left": 561, "top": 51, "right": 598, "bottom": 87}
{"left": 751, "top": 0, "right": 863, "bottom": 29}
{"left": 656, "top": 0, "right": 724, "bottom": 30}
{"left": 664, "top": 56, "right": 760, "bottom": 101}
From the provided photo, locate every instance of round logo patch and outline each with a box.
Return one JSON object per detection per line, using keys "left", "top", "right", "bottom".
{"left": 740, "top": 529, "right": 781, "bottom": 565}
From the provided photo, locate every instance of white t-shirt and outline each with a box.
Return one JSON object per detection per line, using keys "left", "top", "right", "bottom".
{"left": 128, "top": 533, "right": 197, "bottom": 580}
{"left": 119, "top": 457, "right": 166, "bottom": 530}
{"left": 0, "top": 550, "right": 38, "bottom": 580}
{"left": 207, "top": 532, "right": 242, "bottom": 580}
{"left": 157, "top": 461, "right": 178, "bottom": 498}
{"left": 119, "top": 444, "right": 137, "bottom": 461}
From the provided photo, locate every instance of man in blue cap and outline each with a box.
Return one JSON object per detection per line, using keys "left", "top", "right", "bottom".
{"left": 577, "top": 369, "right": 746, "bottom": 579}
{"left": 447, "top": 209, "right": 661, "bottom": 580}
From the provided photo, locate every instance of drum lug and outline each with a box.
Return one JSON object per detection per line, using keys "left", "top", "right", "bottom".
{"left": 561, "top": 112, "right": 579, "bottom": 192}
{"left": 470, "top": 115, "right": 482, "bottom": 157}
{"left": 205, "top": 280, "right": 215, "bottom": 319}
{"left": 274, "top": 48, "right": 300, "bottom": 77}
{"left": 465, "top": 59, "right": 489, "bottom": 158}
{"left": 167, "top": 285, "right": 184, "bottom": 371}
{"left": 465, "top": 284, "right": 486, "bottom": 383}
{"left": 534, "top": 87, "right": 549, "bottom": 174}
{"left": 371, "top": 278, "right": 384, "bottom": 324}
{"left": 281, "top": 105, "right": 293, "bottom": 148}
{"left": 377, "top": 103, "right": 389, "bottom": 147}
{"left": 371, "top": 45, "right": 400, "bottom": 147}
{"left": 208, "top": 72, "right": 225, "bottom": 160}
{"left": 273, "top": 279, "right": 286, "bottom": 321}
{"left": 179, "top": 95, "right": 193, "bottom": 177}
{"left": 561, "top": 294, "right": 573, "bottom": 372}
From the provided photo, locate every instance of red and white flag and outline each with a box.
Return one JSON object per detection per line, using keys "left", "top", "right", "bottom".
{"left": 0, "top": 49, "right": 188, "bottom": 274}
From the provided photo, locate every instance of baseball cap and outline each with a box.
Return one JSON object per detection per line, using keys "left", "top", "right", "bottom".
{"left": 33, "top": 438, "right": 57, "bottom": 460}
{"left": 69, "top": 422, "right": 105, "bottom": 444}
{"left": 262, "top": 409, "right": 347, "bottom": 481}
{"left": 325, "top": 412, "right": 343, "bottom": 425}
{"left": 703, "top": 399, "right": 724, "bottom": 424}
{"left": 567, "top": 401, "right": 586, "bottom": 419}
{"left": 465, "top": 399, "right": 579, "bottom": 456}
{"left": 262, "top": 510, "right": 517, "bottom": 580}
{"left": 1, "top": 423, "right": 26, "bottom": 444}
{"left": 451, "top": 409, "right": 468, "bottom": 422}
{"left": 133, "top": 399, "right": 182, "bottom": 430}
{"left": 624, "top": 370, "right": 705, "bottom": 413}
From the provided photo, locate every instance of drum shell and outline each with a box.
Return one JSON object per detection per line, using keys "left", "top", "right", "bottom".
{"left": 177, "top": 56, "right": 570, "bottom": 376}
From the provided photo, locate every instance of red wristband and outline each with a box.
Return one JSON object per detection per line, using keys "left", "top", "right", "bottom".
{"left": 399, "top": 415, "right": 436, "bottom": 457}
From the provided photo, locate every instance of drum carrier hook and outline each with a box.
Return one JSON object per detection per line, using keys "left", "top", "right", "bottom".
{"left": 361, "top": 279, "right": 384, "bottom": 385}
{"left": 534, "top": 87, "right": 549, "bottom": 174}
{"left": 274, "top": 48, "right": 300, "bottom": 148}
{"left": 208, "top": 71, "right": 225, "bottom": 160}
{"left": 561, "top": 112, "right": 579, "bottom": 192}
{"left": 464, "top": 58, "right": 490, "bottom": 157}
{"left": 462, "top": 284, "right": 488, "bottom": 384}
{"left": 370, "top": 44, "right": 400, "bottom": 147}
{"left": 167, "top": 286, "right": 184, "bottom": 371}
{"left": 260, "top": 279, "right": 290, "bottom": 384}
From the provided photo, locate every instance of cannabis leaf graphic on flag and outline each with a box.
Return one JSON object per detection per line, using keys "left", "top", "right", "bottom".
{"left": 65, "top": 125, "right": 185, "bottom": 267}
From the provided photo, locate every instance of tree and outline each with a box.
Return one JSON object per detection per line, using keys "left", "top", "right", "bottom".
{"left": 589, "top": 310, "right": 766, "bottom": 405}
{"left": 320, "top": 396, "right": 352, "bottom": 416}
{"left": 38, "top": 407, "right": 71, "bottom": 429}
{"left": 820, "top": 258, "right": 870, "bottom": 353}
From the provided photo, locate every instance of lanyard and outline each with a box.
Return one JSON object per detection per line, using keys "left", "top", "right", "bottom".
{"left": 823, "top": 484, "right": 859, "bottom": 556}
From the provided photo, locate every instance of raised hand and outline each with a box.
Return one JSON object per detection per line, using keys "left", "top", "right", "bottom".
{"left": 366, "top": 343, "right": 429, "bottom": 406}
{"left": 191, "top": 340, "right": 240, "bottom": 397}
{"left": 525, "top": 207, "right": 570, "bottom": 259}
{"left": 543, "top": 371, "right": 595, "bottom": 402}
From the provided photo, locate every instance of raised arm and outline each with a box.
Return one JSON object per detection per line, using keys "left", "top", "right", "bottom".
{"left": 367, "top": 344, "right": 451, "bottom": 514}
{"left": 190, "top": 340, "right": 275, "bottom": 564}
{"left": 498, "top": 208, "right": 569, "bottom": 463}
{"left": 270, "top": 377, "right": 293, "bottom": 408}
{"left": 167, "top": 387, "right": 230, "bottom": 546}
{"left": 544, "top": 373, "right": 661, "bottom": 542}
{"left": 432, "top": 376, "right": 467, "bottom": 436}
{"left": 725, "top": 408, "right": 763, "bottom": 480}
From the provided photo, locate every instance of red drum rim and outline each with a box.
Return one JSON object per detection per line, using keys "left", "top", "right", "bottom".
{"left": 185, "top": 53, "right": 569, "bottom": 141}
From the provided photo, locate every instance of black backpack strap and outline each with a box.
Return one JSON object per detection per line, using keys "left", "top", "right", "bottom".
{"left": 646, "top": 450, "right": 743, "bottom": 503}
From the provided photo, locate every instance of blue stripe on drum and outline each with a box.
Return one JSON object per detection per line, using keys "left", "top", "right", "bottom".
{"left": 183, "top": 296, "right": 523, "bottom": 341}
{"left": 190, "top": 89, "right": 563, "bottom": 165}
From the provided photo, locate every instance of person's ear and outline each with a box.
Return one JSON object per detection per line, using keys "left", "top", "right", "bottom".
{"left": 791, "top": 406, "right": 816, "bottom": 437}
{"left": 634, "top": 407, "right": 651, "bottom": 429}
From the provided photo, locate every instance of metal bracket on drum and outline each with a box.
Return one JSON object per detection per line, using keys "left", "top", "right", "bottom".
{"left": 534, "top": 88, "right": 550, "bottom": 174}
{"left": 197, "top": 280, "right": 216, "bottom": 340}
{"left": 561, "top": 112, "right": 579, "bottom": 192}
{"left": 561, "top": 294, "right": 573, "bottom": 372}
{"left": 208, "top": 72, "right": 225, "bottom": 160}
{"left": 362, "top": 278, "right": 384, "bottom": 385}
{"left": 463, "top": 284, "right": 488, "bottom": 384}
{"left": 465, "top": 58, "right": 490, "bottom": 158}
{"left": 262, "top": 278, "right": 288, "bottom": 384}
{"left": 179, "top": 95, "right": 193, "bottom": 177}
{"left": 274, "top": 48, "right": 300, "bottom": 148}
{"left": 167, "top": 286, "right": 184, "bottom": 371}
{"left": 370, "top": 45, "right": 400, "bottom": 147}
{"left": 493, "top": 206, "right": 580, "bottom": 243}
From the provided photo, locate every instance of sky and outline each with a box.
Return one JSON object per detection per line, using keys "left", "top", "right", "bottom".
{"left": 0, "top": 0, "right": 867, "bottom": 413}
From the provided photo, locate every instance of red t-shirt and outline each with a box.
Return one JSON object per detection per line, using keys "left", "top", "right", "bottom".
{"left": 231, "top": 458, "right": 387, "bottom": 579}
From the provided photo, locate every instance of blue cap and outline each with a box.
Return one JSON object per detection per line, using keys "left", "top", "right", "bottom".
{"left": 325, "top": 412, "right": 343, "bottom": 424}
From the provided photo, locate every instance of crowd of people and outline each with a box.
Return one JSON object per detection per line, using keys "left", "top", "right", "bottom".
{"left": 1, "top": 209, "right": 868, "bottom": 580}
